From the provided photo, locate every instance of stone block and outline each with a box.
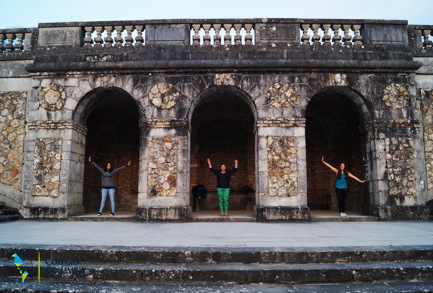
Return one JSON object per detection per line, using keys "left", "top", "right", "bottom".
{"left": 255, "top": 23, "right": 300, "bottom": 44}
{"left": 362, "top": 24, "right": 409, "bottom": 46}
{"left": 146, "top": 24, "right": 190, "bottom": 45}
{"left": 38, "top": 27, "right": 83, "bottom": 47}
{"left": 256, "top": 206, "right": 310, "bottom": 222}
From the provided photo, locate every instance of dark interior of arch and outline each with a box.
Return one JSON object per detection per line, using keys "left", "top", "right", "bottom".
{"left": 82, "top": 89, "right": 140, "bottom": 213}
{"left": 190, "top": 92, "right": 255, "bottom": 211}
{"left": 306, "top": 92, "right": 365, "bottom": 211}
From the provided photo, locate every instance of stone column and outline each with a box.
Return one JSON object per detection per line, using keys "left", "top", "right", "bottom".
{"left": 20, "top": 122, "right": 86, "bottom": 219}
{"left": 136, "top": 119, "right": 190, "bottom": 221}
{"left": 255, "top": 118, "right": 309, "bottom": 221}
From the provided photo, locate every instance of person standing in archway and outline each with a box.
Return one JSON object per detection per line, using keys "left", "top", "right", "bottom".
{"left": 207, "top": 159, "right": 238, "bottom": 217}
{"left": 322, "top": 156, "right": 365, "bottom": 217}
{"left": 89, "top": 156, "right": 131, "bottom": 216}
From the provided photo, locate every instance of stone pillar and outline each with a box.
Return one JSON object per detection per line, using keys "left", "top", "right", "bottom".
{"left": 136, "top": 119, "right": 190, "bottom": 221}
{"left": 20, "top": 122, "right": 86, "bottom": 219}
{"left": 255, "top": 118, "right": 310, "bottom": 221}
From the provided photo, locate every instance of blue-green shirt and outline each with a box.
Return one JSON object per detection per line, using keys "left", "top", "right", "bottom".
{"left": 336, "top": 173, "right": 347, "bottom": 189}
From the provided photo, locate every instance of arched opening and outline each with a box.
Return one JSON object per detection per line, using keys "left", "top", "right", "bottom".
{"left": 78, "top": 88, "right": 140, "bottom": 216}
{"left": 189, "top": 86, "right": 256, "bottom": 217}
{"left": 306, "top": 87, "right": 370, "bottom": 215}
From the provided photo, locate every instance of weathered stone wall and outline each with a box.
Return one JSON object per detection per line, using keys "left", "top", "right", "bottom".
{"left": 267, "top": 136, "right": 298, "bottom": 197}
{"left": 0, "top": 91, "right": 26, "bottom": 191}
{"left": 148, "top": 137, "right": 178, "bottom": 197}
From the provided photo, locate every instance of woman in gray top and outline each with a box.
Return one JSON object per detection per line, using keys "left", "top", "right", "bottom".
{"left": 89, "top": 156, "right": 131, "bottom": 216}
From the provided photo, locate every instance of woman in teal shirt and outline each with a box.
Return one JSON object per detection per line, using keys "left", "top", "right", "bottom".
{"left": 322, "top": 156, "right": 366, "bottom": 217}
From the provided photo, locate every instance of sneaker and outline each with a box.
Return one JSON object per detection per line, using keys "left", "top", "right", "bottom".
{"left": 342, "top": 212, "right": 347, "bottom": 216}
{"left": 340, "top": 212, "right": 344, "bottom": 216}
{"left": 110, "top": 213, "right": 114, "bottom": 216}
{"left": 97, "top": 213, "right": 102, "bottom": 216}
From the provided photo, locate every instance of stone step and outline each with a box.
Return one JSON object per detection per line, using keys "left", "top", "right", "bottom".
{"left": 0, "top": 203, "right": 5, "bottom": 210}
{"left": 0, "top": 208, "right": 19, "bottom": 216}
{"left": 3, "top": 261, "right": 433, "bottom": 284}
{"left": 68, "top": 215, "right": 137, "bottom": 222}
{"left": 3, "top": 280, "right": 433, "bottom": 293}
{"left": 1, "top": 244, "right": 432, "bottom": 265}
{"left": 310, "top": 215, "right": 379, "bottom": 222}
{"left": 0, "top": 215, "right": 20, "bottom": 222}
{"left": 189, "top": 216, "right": 256, "bottom": 222}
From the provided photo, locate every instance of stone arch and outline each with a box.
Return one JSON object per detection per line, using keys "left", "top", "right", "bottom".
{"left": 187, "top": 85, "right": 258, "bottom": 122}
{"left": 72, "top": 86, "right": 143, "bottom": 125}
{"left": 73, "top": 86, "right": 141, "bottom": 214}
{"left": 305, "top": 86, "right": 374, "bottom": 213}
{"left": 188, "top": 85, "right": 258, "bottom": 214}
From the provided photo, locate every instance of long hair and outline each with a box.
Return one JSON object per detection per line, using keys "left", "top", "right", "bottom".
{"left": 220, "top": 163, "right": 227, "bottom": 172}
{"left": 104, "top": 162, "right": 113, "bottom": 173}
{"left": 337, "top": 163, "right": 348, "bottom": 179}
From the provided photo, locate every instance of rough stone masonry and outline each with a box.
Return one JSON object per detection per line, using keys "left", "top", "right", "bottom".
{"left": 0, "top": 18, "right": 432, "bottom": 221}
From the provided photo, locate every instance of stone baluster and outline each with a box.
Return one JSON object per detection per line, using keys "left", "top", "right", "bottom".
{"left": 93, "top": 26, "right": 104, "bottom": 47}
{"left": 83, "top": 27, "right": 94, "bottom": 47}
{"left": 301, "top": 24, "right": 311, "bottom": 45}
{"left": 213, "top": 24, "right": 221, "bottom": 46}
{"left": 203, "top": 24, "right": 211, "bottom": 46}
{"left": 192, "top": 24, "right": 201, "bottom": 45}
{"left": 135, "top": 25, "right": 144, "bottom": 46}
{"left": 0, "top": 34, "right": 5, "bottom": 52}
{"left": 422, "top": 29, "right": 432, "bottom": 49}
{"left": 114, "top": 26, "right": 124, "bottom": 47}
{"left": 224, "top": 24, "right": 232, "bottom": 45}
{"left": 124, "top": 25, "right": 134, "bottom": 46}
{"left": 4, "top": 33, "right": 15, "bottom": 52}
{"left": 104, "top": 26, "right": 114, "bottom": 47}
{"left": 14, "top": 33, "right": 24, "bottom": 51}
{"left": 352, "top": 25, "right": 362, "bottom": 46}
{"left": 342, "top": 25, "right": 352, "bottom": 45}
{"left": 311, "top": 24, "right": 321, "bottom": 45}
{"left": 245, "top": 24, "right": 253, "bottom": 45}
{"left": 322, "top": 24, "right": 331, "bottom": 46}
{"left": 332, "top": 24, "right": 342, "bottom": 45}
{"left": 234, "top": 24, "right": 242, "bottom": 45}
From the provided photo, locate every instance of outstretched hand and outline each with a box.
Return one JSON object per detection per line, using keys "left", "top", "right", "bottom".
{"left": 127, "top": 161, "right": 131, "bottom": 167}
{"left": 89, "top": 156, "right": 92, "bottom": 162}
{"left": 322, "top": 156, "right": 324, "bottom": 162}
{"left": 234, "top": 160, "right": 238, "bottom": 164}
{"left": 207, "top": 158, "right": 211, "bottom": 163}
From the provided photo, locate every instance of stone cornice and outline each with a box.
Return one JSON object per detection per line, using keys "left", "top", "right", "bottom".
{"left": 27, "top": 120, "right": 87, "bottom": 135}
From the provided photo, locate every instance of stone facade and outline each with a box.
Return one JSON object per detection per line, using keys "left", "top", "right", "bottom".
{"left": 267, "top": 83, "right": 297, "bottom": 108}
{"left": 32, "top": 138, "right": 62, "bottom": 197}
{"left": 382, "top": 83, "right": 409, "bottom": 109}
{"left": 38, "top": 84, "right": 66, "bottom": 111}
{"left": 267, "top": 136, "right": 298, "bottom": 197}
{"left": 385, "top": 137, "right": 416, "bottom": 200}
{"left": 148, "top": 137, "right": 178, "bottom": 197}
{"left": 1, "top": 18, "right": 432, "bottom": 221}
{"left": 422, "top": 89, "right": 433, "bottom": 190}
{"left": 148, "top": 83, "right": 180, "bottom": 109}
{"left": 0, "top": 92, "right": 26, "bottom": 190}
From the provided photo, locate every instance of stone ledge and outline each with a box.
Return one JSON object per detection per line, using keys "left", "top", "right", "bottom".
{"left": 363, "top": 205, "right": 430, "bottom": 221}
{"left": 28, "top": 120, "right": 87, "bottom": 135}
{"left": 136, "top": 207, "right": 190, "bottom": 222}
{"left": 257, "top": 118, "right": 306, "bottom": 128}
{"left": 256, "top": 206, "right": 310, "bottom": 222}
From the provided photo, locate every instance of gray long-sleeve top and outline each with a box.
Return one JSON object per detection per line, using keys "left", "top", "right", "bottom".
{"left": 91, "top": 162, "right": 128, "bottom": 189}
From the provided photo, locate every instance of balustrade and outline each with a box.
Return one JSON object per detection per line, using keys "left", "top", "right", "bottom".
{"left": 190, "top": 23, "right": 255, "bottom": 46}
{"left": 299, "top": 23, "right": 363, "bottom": 46}
{"left": 420, "top": 29, "right": 432, "bottom": 49}
{"left": 0, "top": 29, "right": 32, "bottom": 54}
{"left": 83, "top": 25, "right": 145, "bottom": 47}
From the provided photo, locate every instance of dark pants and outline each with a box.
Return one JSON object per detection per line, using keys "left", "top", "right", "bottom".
{"left": 335, "top": 188, "right": 347, "bottom": 213}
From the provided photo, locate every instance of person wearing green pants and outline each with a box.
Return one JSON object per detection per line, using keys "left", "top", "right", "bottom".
{"left": 207, "top": 158, "right": 238, "bottom": 217}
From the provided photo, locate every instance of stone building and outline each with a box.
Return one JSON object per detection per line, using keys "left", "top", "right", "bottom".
{"left": 0, "top": 19, "right": 432, "bottom": 221}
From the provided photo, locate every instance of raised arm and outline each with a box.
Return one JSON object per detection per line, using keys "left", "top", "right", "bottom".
{"left": 89, "top": 157, "right": 104, "bottom": 173}
{"left": 207, "top": 158, "right": 212, "bottom": 169}
{"left": 207, "top": 159, "right": 219, "bottom": 175}
{"left": 322, "top": 156, "right": 338, "bottom": 174}
{"left": 112, "top": 161, "right": 131, "bottom": 175}
{"left": 348, "top": 172, "right": 366, "bottom": 183}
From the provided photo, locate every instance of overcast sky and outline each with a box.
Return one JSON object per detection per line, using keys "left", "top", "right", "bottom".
{"left": 1, "top": 0, "right": 431, "bottom": 29}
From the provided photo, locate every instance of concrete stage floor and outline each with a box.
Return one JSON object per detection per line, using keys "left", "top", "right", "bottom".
{"left": 0, "top": 220, "right": 432, "bottom": 247}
